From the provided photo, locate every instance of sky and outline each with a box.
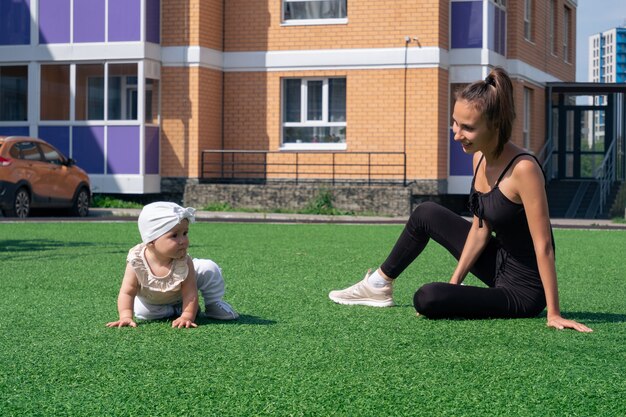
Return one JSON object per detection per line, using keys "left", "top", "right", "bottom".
{"left": 575, "top": 0, "right": 626, "bottom": 81}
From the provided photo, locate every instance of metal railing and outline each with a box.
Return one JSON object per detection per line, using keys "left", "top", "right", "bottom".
{"left": 594, "top": 139, "right": 617, "bottom": 215}
{"left": 537, "top": 138, "right": 556, "bottom": 181}
{"left": 201, "top": 150, "right": 407, "bottom": 185}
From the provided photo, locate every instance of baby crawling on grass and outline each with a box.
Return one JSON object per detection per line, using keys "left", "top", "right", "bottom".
{"left": 106, "top": 201, "right": 238, "bottom": 329}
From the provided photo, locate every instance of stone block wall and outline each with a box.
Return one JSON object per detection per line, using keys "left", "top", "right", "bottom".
{"left": 183, "top": 180, "right": 445, "bottom": 216}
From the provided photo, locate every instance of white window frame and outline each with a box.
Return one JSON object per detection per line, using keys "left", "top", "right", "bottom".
{"left": 281, "top": 77, "right": 347, "bottom": 151}
{"left": 82, "top": 65, "right": 141, "bottom": 122}
{"left": 281, "top": 0, "right": 347, "bottom": 26}
{"left": 524, "top": 0, "right": 532, "bottom": 41}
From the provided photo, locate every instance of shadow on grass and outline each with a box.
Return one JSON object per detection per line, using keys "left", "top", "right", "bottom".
{"left": 132, "top": 314, "right": 277, "bottom": 328}
{"left": 197, "top": 314, "right": 277, "bottom": 326}
{"left": 557, "top": 311, "right": 626, "bottom": 324}
{"left": 1, "top": 239, "right": 96, "bottom": 252}
{"left": 397, "top": 307, "right": 626, "bottom": 324}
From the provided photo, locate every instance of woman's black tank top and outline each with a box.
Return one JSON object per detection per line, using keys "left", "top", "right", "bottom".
{"left": 468, "top": 153, "right": 553, "bottom": 261}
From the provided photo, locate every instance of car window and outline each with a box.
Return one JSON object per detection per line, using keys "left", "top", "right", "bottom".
{"left": 39, "top": 143, "right": 64, "bottom": 165}
{"left": 16, "top": 142, "right": 43, "bottom": 161}
{"left": 9, "top": 144, "right": 20, "bottom": 158}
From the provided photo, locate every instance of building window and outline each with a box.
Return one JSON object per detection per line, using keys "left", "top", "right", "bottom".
{"left": 282, "top": 77, "right": 346, "bottom": 149}
{"left": 41, "top": 64, "right": 70, "bottom": 121}
{"left": 108, "top": 63, "right": 139, "bottom": 121}
{"left": 490, "top": 0, "right": 507, "bottom": 55}
{"left": 563, "top": 6, "right": 571, "bottom": 62}
{"left": 0, "top": 66, "right": 28, "bottom": 121}
{"left": 283, "top": 0, "right": 347, "bottom": 24}
{"left": 523, "top": 87, "right": 532, "bottom": 150}
{"left": 38, "top": 61, "right": 154, "bottom": 123}
{"left": 76, "top": 64, "right": 105, "bottom": 121}
{"left": 524, "top": 0, "right": 532, "bottom": 41}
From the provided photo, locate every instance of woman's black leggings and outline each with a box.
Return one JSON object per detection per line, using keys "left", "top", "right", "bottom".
{"left": 380, "top": 202, "right": 545, "bottom": 319}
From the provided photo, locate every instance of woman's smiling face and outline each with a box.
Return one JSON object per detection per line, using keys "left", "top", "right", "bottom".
{"left": 452, "top": 99, "right": 498, "bottom": 155}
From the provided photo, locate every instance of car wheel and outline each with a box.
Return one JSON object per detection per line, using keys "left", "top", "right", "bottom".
{"left": 71, "top": 187, "right": 90, "bottom": 217}
{"left": 4, "top": 188, "right": 31, "bottom": 218}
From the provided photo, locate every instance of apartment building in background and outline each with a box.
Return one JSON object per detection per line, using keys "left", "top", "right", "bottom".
{"left": 587, "top": 25, "right": 626, "bottom": 147}
{"left": 589, "top": 25, "right": 626, "bottom": 84}
{"left": 0, "top": 0, "right": 578, "bottom": 211}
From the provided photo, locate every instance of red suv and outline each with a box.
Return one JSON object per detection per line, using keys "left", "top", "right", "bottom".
{"left": 0, "top": 136, "right": 91, "bottom": 218}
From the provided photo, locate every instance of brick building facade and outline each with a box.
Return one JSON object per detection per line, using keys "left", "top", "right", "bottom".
{"left": 0, "top": 0, "right": 577, "bottom": 200}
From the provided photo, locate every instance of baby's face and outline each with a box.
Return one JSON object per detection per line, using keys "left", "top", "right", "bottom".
{"left": 152, "top": 219, "right": 190, "bottom": 259}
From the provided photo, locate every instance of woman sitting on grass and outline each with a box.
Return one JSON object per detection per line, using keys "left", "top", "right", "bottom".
{"left": 329, "top": 67, "right": 592, "bottom": 333}
{"left": 106, "top": 202, "right": 238, "bottom": 329}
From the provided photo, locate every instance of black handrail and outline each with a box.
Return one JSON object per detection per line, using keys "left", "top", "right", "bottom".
{"left": 201, "top": 150, "right": 407, "bottom": 186}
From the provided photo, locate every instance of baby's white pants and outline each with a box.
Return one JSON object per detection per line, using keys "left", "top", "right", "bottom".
{"left": 134, "top": 258, "right": 226, "bottom": 320}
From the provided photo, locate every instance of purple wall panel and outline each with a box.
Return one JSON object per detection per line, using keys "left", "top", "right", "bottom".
{"left": 449, "top": 129, "right": 473, "bottom": 176}
{"left": 72, "top": 126, "right": 105, "bottom": 174}
{"left": 39, "top": 126, "right": 70, "bottom": 157}
{"left": 39, "top": 0, "right": 70, "bottom": 44}
{"left": 145, "top": 126, "right": 159, "bottom": 174}
{"left": 451, "top": 1, "right": 482, "bottom": 49}
{"left": 74, "top": 0, "right": 105, "bottom": 43}
{"left": 0, "top": 126, "right": 29, "bottom": 136}
{"left": 108, "top": 0, "right": 140, "bottom": 42}
{"left": 145, "top": 0, "right": 160, "bottom": 43}
{"left": 0, "top": 0, "right": 30, "bottom": 45}
{"left": 107, "top": 126, "right": 140, "bottom": 174}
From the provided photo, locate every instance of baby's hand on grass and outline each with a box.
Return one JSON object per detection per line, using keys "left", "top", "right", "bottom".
{"left": 172, "top": 317, "right": 197, "bottom": 329}
{"left": 106, "top": 318, "right": 137, "bottom": 328}
{"left": 547, "top": 316, "right": 592, "bottom": 333}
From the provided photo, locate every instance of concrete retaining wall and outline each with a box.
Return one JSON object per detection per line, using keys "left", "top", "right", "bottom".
{"left": 183, "top": 180, "right": 445, "bottom": 216}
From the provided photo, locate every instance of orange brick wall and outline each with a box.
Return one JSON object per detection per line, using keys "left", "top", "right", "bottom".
{"left": 224, "top": 0, "right": 448, "bottom": 51}
{"left": 162, "top": 0, "right": 223, "bottom": 49}
{"left": 222, "top": 68, "right": 448, "bottom": 180}
{"left": 507, "top": 0, "right": 576, "bottom": 82}
{"left": 198, "top": 0, "right": 223, "bottom": 50}
{"left": 157, "top": 0, "right": 574, "bottom": 185}
{"left": 196, "top": 68, "right": 224, "bottom": 175}
{"left": 161, "top": 0, "right": 191, "bottom": 46}
{"left": 161, "top": 66, "right": 222, "bottom": 178}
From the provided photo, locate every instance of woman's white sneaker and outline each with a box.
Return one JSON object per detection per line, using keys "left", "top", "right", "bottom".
{"left": 328, "top": 270, "right": 394, "bottom": 307}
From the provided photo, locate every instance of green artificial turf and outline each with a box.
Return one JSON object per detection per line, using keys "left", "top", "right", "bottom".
{"left": 1, "top": 222, "right": 625, "bottom": 416}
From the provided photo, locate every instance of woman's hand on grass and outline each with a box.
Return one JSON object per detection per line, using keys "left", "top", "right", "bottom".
{"left": 547, "top": 315, "right": 593, "bottom": 333}
{"left": 172, "top": 316, "right": 197, "bottom": 329}
{"left": 106, "top": 318, "right": 137, "bottom": 328}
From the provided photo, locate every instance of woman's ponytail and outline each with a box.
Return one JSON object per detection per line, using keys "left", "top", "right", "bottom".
{"left": 457, "top": 67, "right": 516, "bottom": 157}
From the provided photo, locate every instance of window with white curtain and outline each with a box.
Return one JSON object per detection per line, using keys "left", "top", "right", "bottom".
{"left": 282, "top": 77, "right": 346, "bottom": 149}
{"left": 283, "top": 0, "right": 347, "bottom": 24}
